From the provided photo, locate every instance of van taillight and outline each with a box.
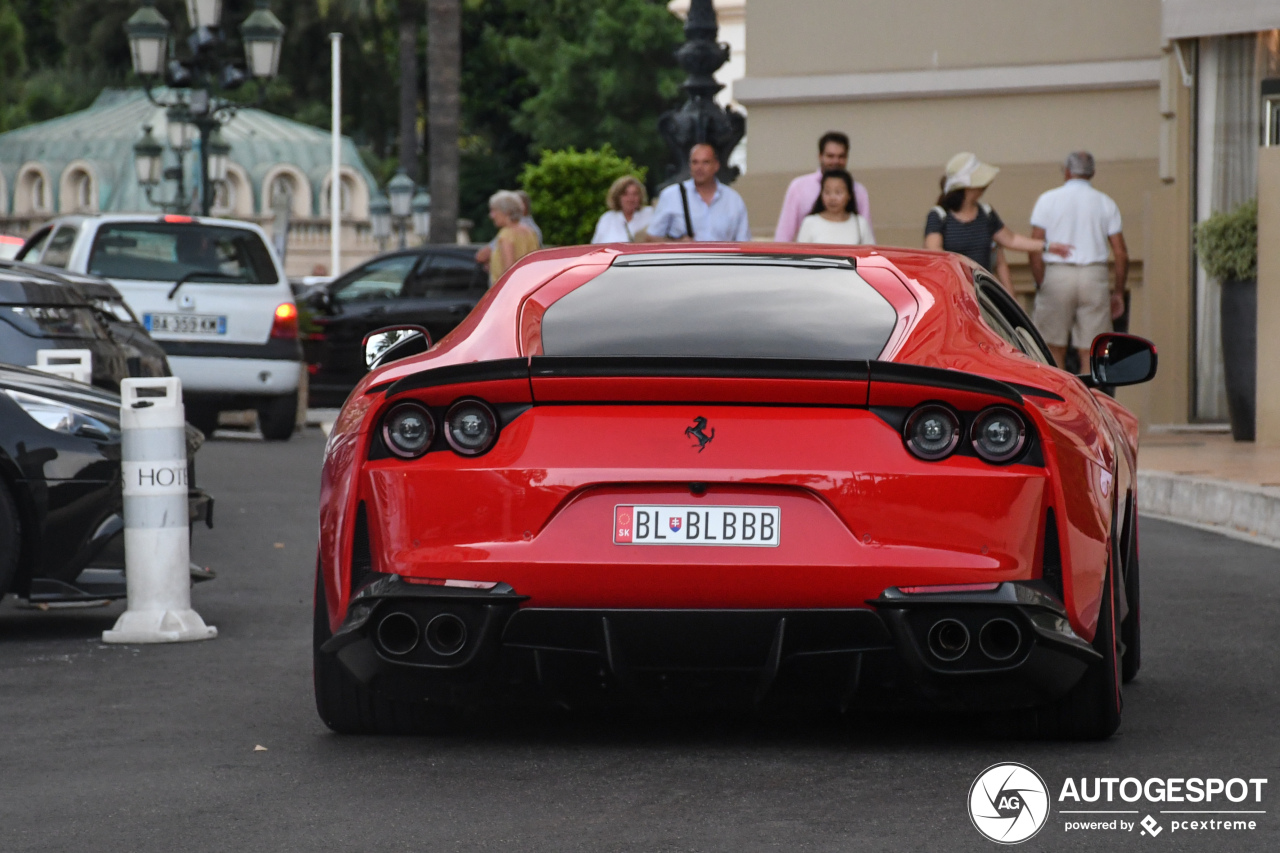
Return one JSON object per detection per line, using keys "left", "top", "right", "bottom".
{"left": 271, "top": 302, "right": 298, "bottom": 339}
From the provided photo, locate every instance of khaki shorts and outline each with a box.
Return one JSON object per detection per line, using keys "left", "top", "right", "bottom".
{"left": 1032, "top": 263, "right": 1112, "bottom": 348}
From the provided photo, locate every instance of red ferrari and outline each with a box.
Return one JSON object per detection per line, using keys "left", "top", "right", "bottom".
{"left": 314, "top": 244, "right": 1156, "bottom": 739}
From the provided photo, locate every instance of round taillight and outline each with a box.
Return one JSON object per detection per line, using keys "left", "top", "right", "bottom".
{"left": 970, "top": 406, "right": 1027, "bottom": 463}
{"left": 443, "top": 400, "right": 498, "bottom": 456}
{"left": 381, "top": 402, "right": 435, "bottom": 459}
{"left": 904, "top": 404, "right": 961, "bottom": 461}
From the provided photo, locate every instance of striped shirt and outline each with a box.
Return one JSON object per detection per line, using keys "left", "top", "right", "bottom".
{"left": 925, "top": 205, "right": 1004, "bottom": 270}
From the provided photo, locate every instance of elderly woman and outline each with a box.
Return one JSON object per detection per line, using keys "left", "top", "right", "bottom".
{"left": 591, "top": 176, "right": 653, "bottom": 243}
{"left": 487, "top": 190, "right": 539, "bottom": 286}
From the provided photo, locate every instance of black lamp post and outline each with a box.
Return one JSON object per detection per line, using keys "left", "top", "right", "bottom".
{"left": 657, "top": 0, "right": 745, "bottom": 188}
{"left": 125, "top": 0, "right": 285, "bottom": 215}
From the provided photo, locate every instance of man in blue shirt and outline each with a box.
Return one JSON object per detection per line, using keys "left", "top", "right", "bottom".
{"left": 645, "top": 144, "right": 751, "bottom": 242}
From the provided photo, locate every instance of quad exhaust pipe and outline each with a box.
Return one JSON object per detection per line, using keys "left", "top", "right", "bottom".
{"left": 927, "top": 618, "right": 969, "bottom": 661}
{"left": 925, "top": 617, "right": 1023, "bottom": 663}
{"left": 376, "top": 611, "right": 420, "bottom": 656}
{"left": 425, "top": 612, "right": 468, "bottom": 656}
{"left": 375, "top": 609, "right": 470, "bottom": 657}
{"left": 978, "top": 618, "right": 1022, "bottom": 662}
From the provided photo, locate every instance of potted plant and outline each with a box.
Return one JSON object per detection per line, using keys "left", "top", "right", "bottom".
{"left": 1195, "top": 198, "right": 1258, "bottom": 441}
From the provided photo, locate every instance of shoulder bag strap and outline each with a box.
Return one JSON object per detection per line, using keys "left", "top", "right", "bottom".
{"left": 678, "top": 182, "right": 695, "bottom": 240}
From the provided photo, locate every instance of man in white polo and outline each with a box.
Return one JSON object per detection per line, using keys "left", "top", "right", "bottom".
{"left": 1029, "top": 151, "right": 1129, "bottom": 370}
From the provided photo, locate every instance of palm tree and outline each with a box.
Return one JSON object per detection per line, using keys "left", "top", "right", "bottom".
{"left": 426, "top": 0, "right": 460, "bottom": 244}
{"left": 397, "top": 0, "right": 420, "bottom": 182}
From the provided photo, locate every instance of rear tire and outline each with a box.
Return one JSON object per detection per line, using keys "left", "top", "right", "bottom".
{"left": 257, "top": 392, "right": 298, "bottom": 442}
{"left": 0, "top": 482, "right": 20, "bottom": 598}
{"left": 1030, "top": 558, "right": 1123, "bottom": 740}
{"left": 313, "top": 564, "right": 449, "bottom": 734}
{"left": 1121, "top": 500, "right": 1141, "bottom": 683}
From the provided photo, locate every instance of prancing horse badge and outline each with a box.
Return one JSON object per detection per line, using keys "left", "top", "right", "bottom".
{"left": 685, "top": 416, "right": 715, "bottom": 452}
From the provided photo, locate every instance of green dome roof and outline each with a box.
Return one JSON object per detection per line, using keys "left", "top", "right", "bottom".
{"left": 0, "top": 88, "right": 378, "bottom": 217}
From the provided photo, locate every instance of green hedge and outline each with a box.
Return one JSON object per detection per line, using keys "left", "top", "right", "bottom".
{"left": 1195, "top": 198, "right": 1257, "bottom": 282}
{"left": 520, "top": 146, "right": 646, "bottom": 247}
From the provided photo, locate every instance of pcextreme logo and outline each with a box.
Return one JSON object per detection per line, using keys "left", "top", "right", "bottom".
{"left": 968, "top": 764, "right": 1269, "bottom": 843}
{"left": 969, "top": 763, "right": 1051, "bottom": 844}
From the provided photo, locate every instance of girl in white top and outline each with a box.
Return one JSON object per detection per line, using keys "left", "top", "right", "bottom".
{"left": 796, "top": 169, "right": 875, "bottom": 245}
{"left": 591, "top": 175, "right": 654, "bottom": 243}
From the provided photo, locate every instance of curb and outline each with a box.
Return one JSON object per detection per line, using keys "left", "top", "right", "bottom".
{"left": 1138, "top": 470, "right": 1280, "bottom": 549}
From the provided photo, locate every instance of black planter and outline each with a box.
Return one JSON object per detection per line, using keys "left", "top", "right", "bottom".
{"left": 1220, "top": 278, "right": 1257, "bottom": 441}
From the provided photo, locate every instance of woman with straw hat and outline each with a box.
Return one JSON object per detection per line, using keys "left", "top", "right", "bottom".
{"left": 925, "top": 152, "right": 1071, "bottom": 292}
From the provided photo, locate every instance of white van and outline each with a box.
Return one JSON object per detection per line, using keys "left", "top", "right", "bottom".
{"left": 19, "top": 214, "right": 301, "bottom": 440}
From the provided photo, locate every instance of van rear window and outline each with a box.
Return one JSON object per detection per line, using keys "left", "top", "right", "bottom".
{"left": 88, "top": 223, "right": 278, "bottom": 284}
{"left": 540, "top": 256, "right": 897, "bottom": 360}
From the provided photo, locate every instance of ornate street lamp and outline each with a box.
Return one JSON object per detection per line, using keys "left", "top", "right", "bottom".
{"left": 124, "top": 1, "right": 285, "bottom": 215}
{"left": 241, "top": 1, "right": 287, "bottom": 79}
{"left": 123, "top": 1, "right": 168, "bottom": 78}
{"left": 370, "top": 197, "right": 392, "bottom": 250}
{"left": 133, "top": 125, "right": 164, "bottom": 186}
{"left": 166, "top": 107, "right": 195, "bottom": 151}
{"left": 185, "top": 0, "right": 223, "bottom": 30}
{"left": 411, "top": 191, "right": 432, "bottom": 242}
{"left": 206, "top": 128, "right": 231, "bottom": 184}
{"left": 386, "top": 170, "right": 416, "bottom": 249}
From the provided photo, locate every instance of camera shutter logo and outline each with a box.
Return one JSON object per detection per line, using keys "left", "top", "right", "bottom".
{"left": 968, "top": 763, "right": 1050, "bottom": 844}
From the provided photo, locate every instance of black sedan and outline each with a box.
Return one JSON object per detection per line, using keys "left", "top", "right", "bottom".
{"left": 301, "top": 247, "right": 487, "bottom": 407}
{"left": 0, "top": 364, "right": 212, "bottom": 604}
{"left": 0, "top": 261, "right": 170, "bottom": 391}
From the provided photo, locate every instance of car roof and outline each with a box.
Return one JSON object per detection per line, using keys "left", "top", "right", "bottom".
{"left": 39, "top": 213, "right": 271, "bottom": 236}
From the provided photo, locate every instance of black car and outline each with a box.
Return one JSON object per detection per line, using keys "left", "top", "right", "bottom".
{"left": 302, "top": 247, "right": 487, "bottom": 407}
{"left": 0, "top": 261, "right": 170, "bottom": 391}
{"left": 0, "top": 364, "right": 213, "bottom": 604}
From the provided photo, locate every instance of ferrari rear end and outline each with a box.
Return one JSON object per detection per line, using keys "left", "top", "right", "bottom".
{"left": 315, "top": 251, "right": 1100, "bottom": 731}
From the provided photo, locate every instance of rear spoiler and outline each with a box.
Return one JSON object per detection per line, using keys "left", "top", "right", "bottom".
{"left": 382, "top": 356, "right": 1031, "bottom": 408}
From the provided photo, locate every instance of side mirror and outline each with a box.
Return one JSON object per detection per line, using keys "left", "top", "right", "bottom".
{"left": 363, "top": 325, "right": 431, "bottom": 370}
{"left": 1087, "top": 332, "right": 1158, "bottom": 387}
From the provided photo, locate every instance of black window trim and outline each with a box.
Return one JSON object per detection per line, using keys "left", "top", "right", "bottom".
{"left": 973, "top": 272, "right": 1055, "bottom": 365}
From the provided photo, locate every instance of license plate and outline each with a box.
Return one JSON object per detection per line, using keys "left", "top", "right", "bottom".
{"left": 144, "top": 313, "right": 227, "bottom": 335}
{"left": 614, "top": 505, "right": 780, "bottom": 547}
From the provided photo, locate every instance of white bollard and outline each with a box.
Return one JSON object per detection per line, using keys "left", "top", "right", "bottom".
{"left": 30, "top": 349, "right": 92, "bottom": 385}
{"left": 103, "top": 377, "right": 217, "bottom": 644}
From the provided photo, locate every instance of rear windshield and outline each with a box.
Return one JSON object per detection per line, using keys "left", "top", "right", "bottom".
{"left": 87, "top": 223, "right": 279, "bottom": 284}
{"left": 540, "top": 256, "right": 897, "bottom": 359}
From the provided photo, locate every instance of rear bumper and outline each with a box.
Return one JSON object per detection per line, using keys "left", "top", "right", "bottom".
{"left": 168, "top": 355, "right": 300, "bottom": 395}
{"left": 321, "top": 578, "right": 1097, "bottom": 712}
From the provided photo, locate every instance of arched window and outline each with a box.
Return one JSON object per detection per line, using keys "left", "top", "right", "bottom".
{"left": 60, "top": 164, "right": 97, "bottom": 213}
{"left": 321, "top": 168, "right": 370, "bottom": 219}
{"left": 15, "top": 165, "right": 52, "bottom": 215}
{"left": 321, "top": 175, "right": 355, "bottom": 216}
{"left": 212, "top": 180, "right": 238, "bottom": 215}
{"left": 261, "top": 165, "right": 312, "bottom": 217}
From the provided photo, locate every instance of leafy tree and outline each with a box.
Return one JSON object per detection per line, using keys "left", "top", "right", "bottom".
{"left": 0, "top": 0, "right": 27, "bottom": 131}
{"left": 505, "top": 0, "right": 683, "bottom": 185}
{"left": 520, "top": 146, "right": 645, "bottom": 247}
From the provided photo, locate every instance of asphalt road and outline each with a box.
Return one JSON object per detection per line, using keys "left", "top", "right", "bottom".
{"left": 2, "top": 427, "right": 1278, "bottom": 852}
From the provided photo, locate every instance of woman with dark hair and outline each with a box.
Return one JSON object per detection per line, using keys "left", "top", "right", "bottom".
{"left": 924, "top": 152, "right": 1071, "bottom": 292}
{"left": 796, "top": 169, "right": 875, "bottom": 245}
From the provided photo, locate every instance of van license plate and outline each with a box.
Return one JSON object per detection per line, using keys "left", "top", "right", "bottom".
{"left": 144, "top": 313, "right": 227, "bottom": 334}
{"left": 614, "top": 505, "right": 780, "bottom": 546}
